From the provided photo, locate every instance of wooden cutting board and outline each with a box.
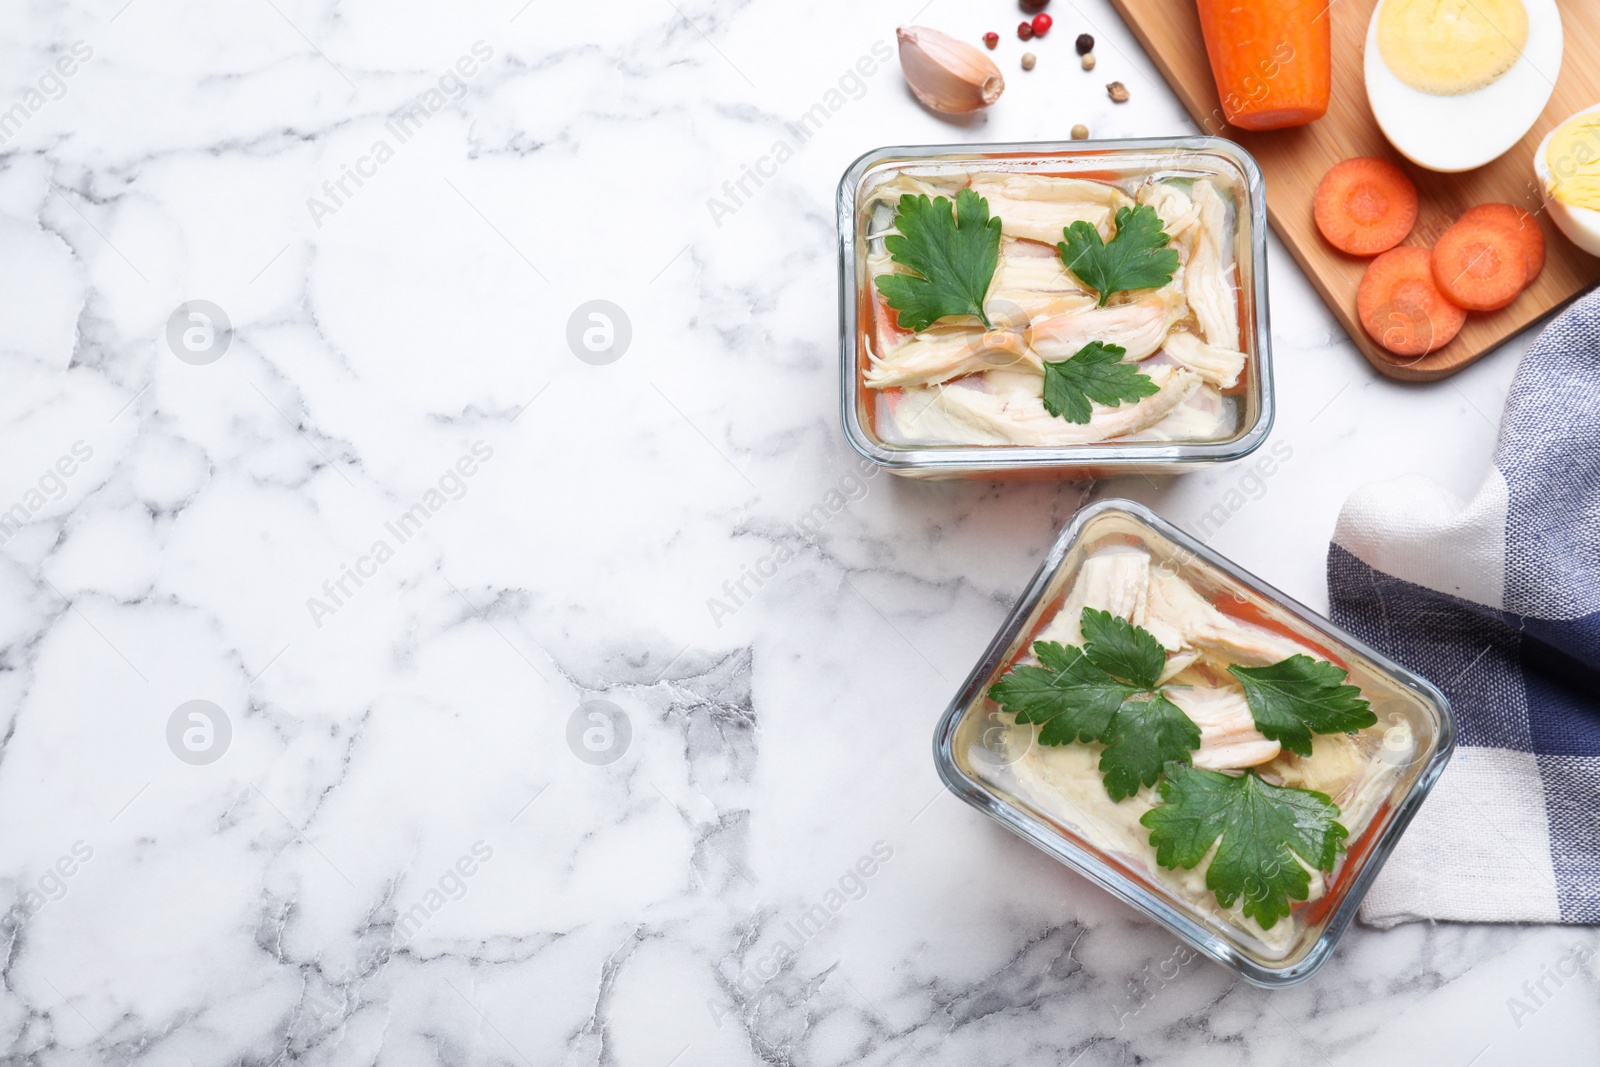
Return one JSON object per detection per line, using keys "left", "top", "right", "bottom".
{"left": 1109, "top": 0, "right": 1600, "bottom": 381}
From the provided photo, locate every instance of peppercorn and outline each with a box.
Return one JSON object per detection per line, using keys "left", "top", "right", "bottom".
{"left": 1081, "top": 52, "right": 1096, "bottom": 71}
{"left": 983, "top": 31, "right": 999, "bottom": 49}
{"left": 1071, "top": 124, "right": 1089, "bottom": 140}
{"left": 1031, "top": 13, "right": 1053, "bottom": 36}
{"left": 1021, "top": 52, "right": 1037, "bottom": 71}
{"left": 1017, "top": 21, "right": 1034, "bottom": 41}
{"left": 1075, "top": 33, "right": 1095, "bottom": 55}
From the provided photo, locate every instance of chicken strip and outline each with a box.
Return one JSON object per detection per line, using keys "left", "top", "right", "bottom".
{"left": 1144, "top": 569, "right": 1318, "bottom": 665}
{"left": 868, "top": 288, "right": 1188, "bottom": 391}
{"left": 971, "top": 173, "right": 1132, "bottom": 208}
{"left": 1002, "top": 293, "right": 1100, "bottom": 320}
{"left": 1158, "top": 648, "right": 1203, "bottom": 684}
{"left": 869, "top": 248, "right": 1092, "bottom": 331}
{"left": 865, "top": 327, "right": 1037, "bottom": 389}
{"left": 1165, "top": 686, "right": 1281, "bottom": 770}
{"left": 1139, "top": 382, "right": 1232, "bottom": 442}
{"left": 986, "top": 248, "right": 1091, "bottom": 316}
{"left": 1162, "top": 331, "right": 1246, "bottom": 389}
{"left": 992, "top": 245, "right": 1087, "bottom": 294}
{"left": 1185, "top": 181, "right": 1240, "bottom": 349}
{"left": 892, "top": 365, "right": 1202, "bottom": 446}
{"left": 969, "top": 174, "right": 1133, "bottom": 246}
{"left": 1032, "top": 548, "right": 1152, "bottom": 649}
{"left": 865, "top": 172, "right": 956, "bottom": 215}
{"left": 1137, "top": 181, "right": 1200, "bottom": 242}
{"left": 1028, "top": 288, "right": 1188, "bottom": 363}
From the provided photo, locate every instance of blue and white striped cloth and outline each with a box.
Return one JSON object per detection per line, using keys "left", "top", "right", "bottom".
{"left": 1329, "top": 288, "right": 1600, "bottom": 927}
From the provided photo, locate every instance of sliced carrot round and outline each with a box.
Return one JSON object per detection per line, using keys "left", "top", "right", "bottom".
{"left": 1314, "top": 158, "right": 1419, "bottom": 256}
{"left": 1458, "top": 203, "right": 1545, "bottom": 282}
{"left": 1358, "top": 246, "right": 1466, "bottom": 357}
{"left": 1431, "top": 220, "right": 1527, "bottom": 311}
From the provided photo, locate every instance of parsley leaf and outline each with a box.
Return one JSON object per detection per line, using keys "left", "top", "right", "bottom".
{"left": 1057, "top": 204, "right": 1180, "bottom": 307}
{"left": 1141, "top": 765, "right": 1348, "bottom": 929}
{"left": 1099, "top": 694, "right": 1201, "bottom": 801}
{"left": 874, "top": 189, "right": 1001, "bottom": 332}
{"left": 987, "top": 640, "right": 1138, "bottom": 746}
{"left": 1227, "top": 656, "right": 1377, "bottom": 759}
{"left": 989, "top": 608, "right": 1201, "bottom": 796}
{"left": 1041, "top": 342, "right": 1159, "bottom": 424}
{"left": 1081, "top": 607, "right": 1167, "bottom": 689}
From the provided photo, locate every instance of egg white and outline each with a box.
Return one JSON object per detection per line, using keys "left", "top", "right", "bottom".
{"left": 1364, "top": 0, "right": 1563, "bottom": 173}
{"left": 1534, "top": 102, "right": 1600, "bottom": 256}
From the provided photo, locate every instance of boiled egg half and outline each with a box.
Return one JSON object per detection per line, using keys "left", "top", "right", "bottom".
{"left": 1364, "top": 0, "right": 1563, "bottom": 173}
{"left": 1535, "top": 103, "right": 1600, "bottom": 256}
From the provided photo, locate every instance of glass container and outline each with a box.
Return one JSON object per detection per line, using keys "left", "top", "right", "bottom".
{"left": 839, "top": 138, "right": 1275, "bottom": 479}
{"left": 932, "top": 499, "right": 1455, "bottom": 985}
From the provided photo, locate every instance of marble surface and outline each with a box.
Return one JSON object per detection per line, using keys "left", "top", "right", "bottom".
{"left": 0, "top": 0, "right": 1595, "bottom": 1063}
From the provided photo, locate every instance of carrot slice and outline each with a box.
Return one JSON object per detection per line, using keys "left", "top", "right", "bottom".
{"left": 1358, "top": 246, "right": 1466, "bottom": 357}
{"left": 1431, "top": 220, "right": 1527, "bottom": 311}
{"left": 1196, "top": 0, "right": 1330, "bottom": 130}
{"left": 1458, "top": 203, "right": 1545, "bottom": 283}
{"left": 1314, "top": 158, "right": 1418, "bottom": 256}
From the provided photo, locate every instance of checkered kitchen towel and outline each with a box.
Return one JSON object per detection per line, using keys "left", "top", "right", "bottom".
{"left": 1328, "top": 287, "right": 1600, "bottom": 927}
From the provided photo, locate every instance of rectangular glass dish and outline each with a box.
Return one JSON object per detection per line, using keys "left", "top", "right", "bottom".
{"left": 838, "top": 138, "right": 1275, "bottom": 479}
{"left": 932, "top": 499, "right": 1455, "bottom": 985}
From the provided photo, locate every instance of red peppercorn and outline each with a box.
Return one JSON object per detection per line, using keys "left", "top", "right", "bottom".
{"left": 983, "top": 31, "right": 999, "bottom": 49}
{"left": 1031, "top": 13, "right": 1053, "bottom": 36}
{"left": 1017, "top": 21, "right": 1034, "bottom": 41}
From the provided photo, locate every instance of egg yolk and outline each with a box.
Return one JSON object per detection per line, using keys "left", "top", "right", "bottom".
{"left": 1545, "top": 114, "right": 1600, "bottom": 210}
{"left": 1378, "top": 0, "right": 1529, "bottom": 96}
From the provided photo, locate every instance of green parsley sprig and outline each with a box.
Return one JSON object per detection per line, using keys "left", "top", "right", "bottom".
{"left": 1142, "top": 764, "right": 1348, "bottom": 930}
{"left": 1057, "top": 204, "right": 1179, "bottom": 307}
{"left": 1228, "top": 657, "right": 1377, "bottom": 758}
{"left": 1041, "top": 341, "right": 1159, "bottom": 425}
{"left": 989, "top": 607, "right": 1199, "bottom": 800}
{"left": 874, "top": 189, "right": 1001, "bottom": 332}
{"left": 988, "top": 606, "right": 1379, "bottom": 928}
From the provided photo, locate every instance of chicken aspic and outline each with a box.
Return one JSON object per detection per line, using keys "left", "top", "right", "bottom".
{"left": 985, "top": 544, "right": 1414, "bottom": 959}
{"left": 863, "top": 170, "right": 1247, "bottom": 447}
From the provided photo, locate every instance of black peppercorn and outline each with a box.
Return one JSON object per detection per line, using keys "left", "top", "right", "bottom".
{"left": 1075, "top": 33, "right": 1095, "bottom": 55}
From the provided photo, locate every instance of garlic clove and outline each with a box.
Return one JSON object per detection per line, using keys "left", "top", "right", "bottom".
{"left": 896, "top": 25, "right": 1005, "bottom": 114}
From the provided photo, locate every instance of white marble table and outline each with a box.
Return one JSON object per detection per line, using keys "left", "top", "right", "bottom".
{"left": 1, "top": 0, "right": 1595, "bottom": 1063}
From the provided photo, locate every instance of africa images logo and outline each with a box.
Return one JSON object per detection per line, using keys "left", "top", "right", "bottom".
{"left": 166, "top": 700, "right": 232, "bottom": 766}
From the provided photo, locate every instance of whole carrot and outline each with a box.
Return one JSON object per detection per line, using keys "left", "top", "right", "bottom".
{"left": 1196, "top": 0, "right": 1330, "bottom": 131}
